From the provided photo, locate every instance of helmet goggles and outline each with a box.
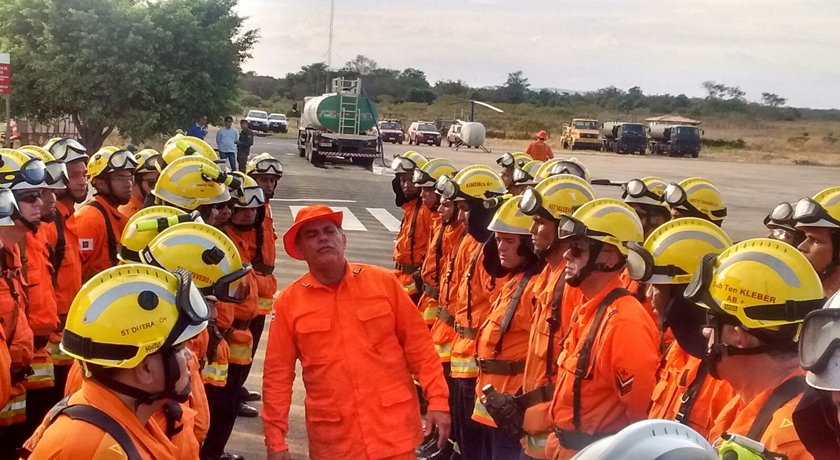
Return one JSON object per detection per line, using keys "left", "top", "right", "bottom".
{"left": 496, "top": 152, "right": 518, "bottom": 169}
{"left": 623, "top": 179, "right": 662, "bottom": 201}
{"left": 45, "top": 161, "right": 69, "bottom": 188}
{"left": 50, "top": 138, "right": 88, "bottom": 161}
{"left": 236, "top": 187, "right": 266, "bottom": 208}
{"left": 2, "top": 158, "right": 47, "bottom": 189}
{"left": 626, "top": 241, "right": 689, "bottom": 284}
{"left": 391, "top": 156, "right": 417, "bottom": 174}
{"left": 108, "top": 150, "right": 140, "bottom": 172}
{"left": 800, "top": 307, "right": 840, "bottom": 373}
{"left": 0, "top": 188, "right": 18, "bottom": 220}
{"left": 793, "top": 197, "right": 840, "bottom": 227}
{"left": 519, "top": 187, "right": 554, "bottom": 220}
{"left": 251, "top": 158, "right": 283, "bottom": 177}
{"left": 137, "top": 154, "right": 164, "bottom": 173}
{"left": 412, "top": 168, "right": 435, "bottom": 187}
{"left": 557, "top": 214, "right": 611, "bottom": 240}
{"left": 512, "top": 168, "right": 534, "bottom": 185}
{"left": 547, "top": 161, "right": 586, "bottom": 180}
{"left": 663, "top": 183, "right": 726, "bottom": 219}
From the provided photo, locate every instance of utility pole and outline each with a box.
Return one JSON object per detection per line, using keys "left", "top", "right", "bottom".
{"left": 327, "top": 0, "right": 335, "bottom": 70}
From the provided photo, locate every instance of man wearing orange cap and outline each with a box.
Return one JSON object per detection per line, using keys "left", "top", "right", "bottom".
{"left": 262, "top": 205, "right": 450, "bottom": 460}
{"left": 526, "top": 131, "right": 554, "bottom": 162}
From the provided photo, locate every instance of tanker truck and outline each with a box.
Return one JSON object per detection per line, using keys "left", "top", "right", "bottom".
{"left": 647, "top": 124, "right": 702, "bottom": 157}
{"left": 297, "top": 77, "right": 379, "bottom": 167}
{"left": 600, "top": 122, "right": 646, "bottom": 155}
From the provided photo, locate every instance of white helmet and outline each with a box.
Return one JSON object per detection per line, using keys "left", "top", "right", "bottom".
{"left": 571, "top": 420, "right": 716, "bottom": 460}
{"left": 800, "top": 291, "right": 840, "bottom": 390}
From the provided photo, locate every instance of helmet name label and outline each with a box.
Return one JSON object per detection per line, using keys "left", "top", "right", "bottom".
{"left": 719, "top": 282, "right": 776, "bottom": 304}
{"left": 120, "top": 320, "right": 156, "bottom": 337}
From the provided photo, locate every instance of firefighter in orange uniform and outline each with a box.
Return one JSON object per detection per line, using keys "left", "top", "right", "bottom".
{"left": 390, "top": 152, "right": 433, "bottom": 304}
{"left": 412, "top": 158, "right": 458, "bottom": 326}
{"left": 119, "top": 149, "right": 161, "bottom": 218}
{"left": 471, "top": 196, "right": 543, "bottom": 457}
{"left": 40, "top": 138, "right": 88, "bottom": 408}
{"left": 0, "top": 327, "right": 10, "bottom": 410}
{"left": 21, "top": 265, "right": 208, "bottom": 460}
{"left": 262, "top": 205, "right": 450, "bottom": 460}
{"left": 687, "top": 239, "right": 824, "bottom": 460}
{"left": 629, "top": 218, "right": 735, "bottom": 439}
{"left": 525, "top": 131, "right": 554, "bottom": 162}
{"left": 436, "top": 166, "right": 507, "bottom": 460}
{"left": 76, "top": 148, "right": 138, "bottom": 281}
{"left": 517, "top": 176, "right": 595, "bottom": 459}
{"left": 241, "top": 153, "right": 284, "bottom": 413}
{"left": 545, "top": 199, "right": 659, "bottom": 460}
{"left": 495, "top": 152, "right": 532, "bottom": 191}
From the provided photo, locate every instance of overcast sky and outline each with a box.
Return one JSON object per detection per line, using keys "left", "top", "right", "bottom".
{"left": 237, "top": 0, "right": 840, "bottom": 109}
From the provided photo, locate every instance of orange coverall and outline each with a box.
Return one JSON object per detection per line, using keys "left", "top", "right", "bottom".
{"left": 429, "top": 223, "right": 466, "bottom": 361}
{"left": 546, "top": 277, "right": 660, "bottom": 460}
{"left": 220, "top": 227, "right": 260, "bottom": 366}
{"left": 472, "top": 271, "right": 538, "bottom": 426}
{"left": 254, "top": 202, "right": 279, "bottom": 315}
{"left": 707, "top": 370, "right": 813, "bottom": 460}
{"left": 25, "top": 380, "right": 179, "bottom": 460}
{"left": 525, "top": 141, "right": 554, "bottom": 162}
{"left": 648, "top": 342, "right": 736, "bottom": 438}
{"left": 263, "top": 263, "right": 449, "bottom": 460}
{"left": 0, "top": 327, "right": 11, "bottom": 409}
{"left": 21, "top": 232, "right": 59, "bottom": 390}
{"left": 42, "top": 201, "right": 82, "bottom": 368}
{"left": 118, "top": 194, "right": 144, "bottom": 219}
{"left": 393, "top": 198, "right": 433, "bottom": 296}
{"left": 417, "top": 214, "right": 443, "bottom": 325}
{"left": 0, "top": 241, "right": 34, "bottom": 427}
{"left": 76, "top": 195, "right": 128, "bottom": 281}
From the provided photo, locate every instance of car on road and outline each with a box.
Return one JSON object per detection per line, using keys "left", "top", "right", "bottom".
{"left": 408, "top": 121, "right": 442, "bottom": 146}
{"left": 377, "top": 121, "right": 404, "bottom": 144}
{"left": 268, "top": 113, "right": 288, "bottom": 133}
{"left": 446, "top": 124, "right": 462, "bottom": 147}
{"left": 245, "top": 110, "right": 269, "bottom": 133}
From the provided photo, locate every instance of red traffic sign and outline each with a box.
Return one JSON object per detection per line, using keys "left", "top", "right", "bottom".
{"left": 0, "top": 53, "right": 9, "bottom": 95}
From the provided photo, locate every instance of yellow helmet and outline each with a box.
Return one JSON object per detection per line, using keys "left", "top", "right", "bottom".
{"left": 627, "top": 218, "right": 732, "bottom": 285}
{"left": 18, "top": 146, "right": 67, "bottom": 190}
{"left": 134, "top": 149, "right": 163, "bottom": 174}
{"left": 173, "top": 129, "right": 185, "bottom": 136}
{"left": 510, "top": 160, "right": 544, "bottom": 187}
{"left": 119, "top": 206, "right": 191, "bottom": 262}
{"left": 246, "top": 152, "right": 283, "bottom": 177}
{"left": 663, "top": 177, "right": 727, "bottom": 222}
{"left": 60, "top": 264, "right": 209, "bottom": 369}
{"left": 534, "top": 159, "right": 563, "bottom": 181}
{"left": 558, "top": 198, "right": 643, "bottom": 255}
{"left": 488, "top": 196, "right": 533, "bottom": 235}
{"left": 140, "top": 222, "right": 252, "bottom": 303}
{"left": 87, "top": 148, "right": 138, "bottom": 183}
{"left": 685, "top": 238, "right": 825, "bottom": 330}
{"left": 496, "top": 152, "right": 532, "bottom": 169}
{"left": 520, "top": 175, "right": 595, "bottom": 220}
{"left": 413, "top": 158, "right": 457, "bottom": 187}
{"left": 161, "top": 137, "right": 219, "bottom": 170}
{"left": 546, "top": 157, "right": 592, "bottom": 183}
{"left": 44, "top": 138, "right": 88, "bottom": 164}
{"left": 0, "top": 149, "right": 47, "bottom": 191}
{"left": 622, "top": 177, "right": 669, "bottom": 210}
{"left": 793, "top": 187, "right": 840, "bottom": 229}
{"left": 391, "top": 151, "right": 428, "bottom": 174}
{"left": 231, "top": 172, "right": 265, "bottom": 208}
{"left": 153, "top": 156, "right": 232, "bottom": 210}
{"left": 437, "top": 165, "right": 506, "bottom": 201}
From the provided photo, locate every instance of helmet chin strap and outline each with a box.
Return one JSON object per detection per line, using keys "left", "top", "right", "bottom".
{"left": 566, "top": 242, "right": 624, "bottom": 288}
{"left": 90, "top": 347, "right": 191, "bottom": 410}
{"left": 705, "top": 317, "right": 786, "bottom": 380}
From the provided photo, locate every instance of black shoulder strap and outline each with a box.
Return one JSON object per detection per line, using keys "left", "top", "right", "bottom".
{"left": 17, "top": 240, "right": 30, "bottom": 314}
{"left": 433, "top": 224, "right": 446, "bottom": 286}
{"left": 0, "top": 248, "right": 20, "bottom": 347}
{"left": 408, "top": 198, "right": 422, "bottom": 265}
{"left": 675, "top": 360, "right": 710, "bottom": 425}
{"left": 573, "top": 288, "right": 631, "bottom": 431}
{"left": 494, "top": 271, "right": 536, "bottom": 356}
{"left": 52, "top": 213, "right": 66, "bottom": 286}
{"left": 443, "top": 231, "right": 467, "bottom": 305}
{"left": 746, "top": 375, "right": 807, "bottom": 441}
{"left": 85, "top": 200, "right": 118, "bottom": 266}
{"left": 546, "top": 275, "right": 566, "bottom": 383}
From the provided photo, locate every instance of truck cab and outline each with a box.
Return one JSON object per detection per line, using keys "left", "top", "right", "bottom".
{"left": 562, "top": 118, "right": 601, "bottom": 150}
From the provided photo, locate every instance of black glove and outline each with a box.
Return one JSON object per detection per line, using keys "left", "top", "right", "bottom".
{"left": 482, "top": 385, "right": 525, "bottom": 439}
{"left": 467, "top": 199, "right": 495, "bottom": 243}
{"left": 206, "top": 323, "right": 223, "bottom": 365}
{"left": 10, "top": 365, "right": 33, "bottom": 384}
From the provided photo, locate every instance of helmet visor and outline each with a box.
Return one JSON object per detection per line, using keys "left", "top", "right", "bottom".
{"left": 391, "top": 156, "right": 416, "bottom": 173}
{"left": 626, "top": 242, "right": 653, "bottom": 282}
{"left": 800, "top": 308, "right": 840, "bottom": 372}
{"left": 252, "top": 158, "right": 283, "bottom": 176}
{"left": 437, "top": 175, "right": 459, "bottom": 200}
{"left": 236, "top": 186, "right": 266, "bottom": 208}
{"left": 138, "top": 154, "right": 164, "bottom": 173}
{"left": 496, "top": 152, "right": 515, "bottom": 169}
{"left": 512, "top": 168, "right": 534, "bottom": 184}
{"left": 623, "top": 179, "right": 659, "bottom": 201}
{"left": 548, "top": 161, "right": 586, "bottom": 180}
{"left": 557, "top": 215, "right": 610, "bottom": 240}
{"left": 50, "top": 138, "right": 88, "bottom": 161}
{"left": 684, "top": 253, "right": 720, "bottom": 311}
{"left": 45, "top": 161, "right": 68, "bottom": 188}
{"left": 6, "top": 158, "right": 48, "bottom": 188}
{"left": 0, "top": 188, "right": 18, "bottom": 219}
{"left": 793, "top": 197, "right": 840, "bottom": 227}
{"left": 109, "top": 150, "right": 139, "bottom": 171}
{"left": 412, "top": 168, "right": 435, "bottom": 186}
{"left": 210, "top": 265, "right": 252, "bottom": 303}
{"left": 663, "top": 183, "right": 687, "bottom": 207}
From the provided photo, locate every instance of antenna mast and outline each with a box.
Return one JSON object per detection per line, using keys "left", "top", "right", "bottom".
{"left": 327, "top": 0, "right": 335, "bottom": 69}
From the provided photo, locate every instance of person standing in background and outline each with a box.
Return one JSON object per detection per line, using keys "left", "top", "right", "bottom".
{"left": 188, "top": 115, "right": 209, "bottom": 140}
{"left": 526, "top": 131, "right": 554, "bottom": 161}
{"left": 216, "top": 117, "right": 239, "bottom": 172}
{"left": 236, "top": 120, "right": 254, "bottom": 173}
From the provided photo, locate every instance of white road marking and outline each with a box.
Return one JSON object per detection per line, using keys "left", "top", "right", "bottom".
{"left": 289, "top": 206, "right": 368, "bottom": 231}
{"left": 273, "top": 198, "right": 357, "bottom": 203}
{"left": 367, "top": 208, "right": 401, "bottom": 232}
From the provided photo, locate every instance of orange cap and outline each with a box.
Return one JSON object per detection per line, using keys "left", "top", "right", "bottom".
{"left": 537, "top": 130, "right": 548, "bottom": 140}
{"left": 283, "top": 205, "right": 344, "bottom": 260}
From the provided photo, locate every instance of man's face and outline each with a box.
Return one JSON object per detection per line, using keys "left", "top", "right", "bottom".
{"left": 496, "top": 232, "right": 526, "bottom": 269}
{"left": 457, "top": 201, "right": 470, "bottom": 226}
{"left": 439, "top": 200, "right": 456, "bottom": 223}
{"left": 149, "top": 345, "right": 192, "bottom": 400}
{"left": 106, "top": 170, "right": 135, "bottom": 205}
{"left": 399, "top": 173, "right": 418, "bottom": 198}
{"left": 420, "top": 187, "right": 439, "bottom": 211}
{"left": 231, "top": 207, "right": 256, "bottom": 226}
{"left": 199, "top": 116, "right": 208, "bottom": 126}
{"left": 649, "top": 284, "right": 674, "bottom": 317}
{"left": 703, "top": 323, "right": 750, "bottom": 382}
{"left": 500, "top": 168, "right": 514, "bottom": 189}
{"left": 240, "top": 121, "right": 247, "bottom": 130}
{"left": 254, "top": 175, "right": 277, "bottom": 199}
{"left": 65, "top": 160, "right": 89, "bottom": 203}
{"left": 530, "top": 215, "right": 558, "bottom": 254}
{"left": 39, "top": 189, "right": 56, "bottom": 223}
{"left": 137, "top": 172, "right": 159, "bottom": 199}
{"left": 295, "top": 219, "right": 347, "bottom": 268}
{"left": 16, "top": 191, "right": 43, "bottom": 229}
{"left": 799, "top": 227, "right": 835, "bottom": 273}
{"left": 630, "top": 203, "right": 667, "bottom": 238}
{"left": 214, "top": 201, "right": 234, "bottom": 228}
{"left": 563, "top": 237, "right": 592, "bottom": 281}
{"left": 224, "top": 119, "right": 232, "bottom": 128}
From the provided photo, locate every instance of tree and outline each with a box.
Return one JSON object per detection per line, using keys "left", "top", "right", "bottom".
{"left": 342, "top": 55, "right": 378, "bottom": 75}
{"left": 761, "top": 92, "right": 787, "bottom": 107}
{"left": 496, "top": 71, "right": 531, "bottom": 104}
{"left": 240, "top": 72, "right": 283, "bottom": 100}
{"left": 0, "top": 0, "right": 257, "bottom": 151}
{"left": 702, "top": 81, "right": 728, "bottom": 99}
{"left": 283, "top": 63, "right": 331, "bottom": 100}
{"left": 618, "top": 86, "right": 643, "bottom": 113}
{"left": 434, "top": 80, "right": 470, "bottom": 96}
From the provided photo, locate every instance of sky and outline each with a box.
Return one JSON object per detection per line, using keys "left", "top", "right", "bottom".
{"left": 236, "top": 0, "right": 840, "bottom": 109}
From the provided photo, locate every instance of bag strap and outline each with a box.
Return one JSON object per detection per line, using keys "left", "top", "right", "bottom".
{"left": 545, "top": 275, "right": 566, "bottom": 384}
{"left": 675, "top": 361, "right": 709, "bottom": 425}
{"left": 494, "top": 271, "right": 536, "bottom": 356}
{"left": 573, "top": 288, "right": 631, "bottom": 431}
{"left": 746, "top": 375, "right": 807, "bottom": 441}
{"left": 85, "top": 200, "right": 118, "bottom": 266}
{"left": 16, "top": 240, "right": 30, "bottom": 315}
{"left": 408, "top": 198, "right": 422, "bottom": 265}
{"left": 443, "top": 232, "right": 467, "bottom": 306}
{"left": 0, "top": 248, "right": 21, "bottom": 347}
{"left": 465, "top": 242, "right": 484, "bottom": 326}
{"left": 51, "top": 212, "right": 66, "bottom": 286}
{"left": 433, "top": 224, "right": 446, "bottom": 287}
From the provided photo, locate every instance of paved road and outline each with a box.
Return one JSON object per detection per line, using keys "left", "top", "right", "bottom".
{"left": 226, "top": 136, "right": 839, "bottom": 459}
